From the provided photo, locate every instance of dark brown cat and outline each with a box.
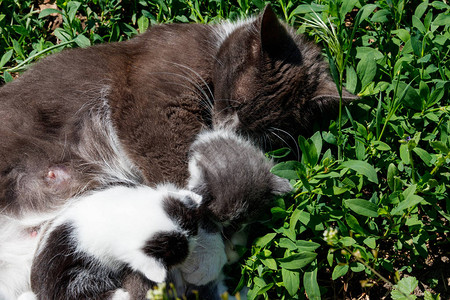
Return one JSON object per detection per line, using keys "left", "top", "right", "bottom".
{"left": 0, "top": 6, "right": 353, "bottom": 217}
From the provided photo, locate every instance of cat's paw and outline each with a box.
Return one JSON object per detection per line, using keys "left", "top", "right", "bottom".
{"left": 110, "top": 289, "right": 130, "bottom": 300}
{"left": 179, "top": 229, "right": 227, "bottom": 285}
{"left": 17, "top": 291, "right": 37, "bottom": 300}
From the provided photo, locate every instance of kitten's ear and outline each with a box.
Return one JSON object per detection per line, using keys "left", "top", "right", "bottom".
{"left": 260, "top": 5, "right": 291, "bottom": 56}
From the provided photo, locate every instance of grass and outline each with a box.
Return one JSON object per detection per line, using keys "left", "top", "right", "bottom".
{"left": 1, "top": 0, "right": 449, "bottom": 299}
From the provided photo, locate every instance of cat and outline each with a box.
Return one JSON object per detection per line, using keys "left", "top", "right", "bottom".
{"left": 17, "top": 129, "right": 290, "bottom": 300}
{"left": 0, "top": 5, "right": 353, "bottom": 218}
{"left": 0, "top": 5, "right": 353, "bottom": 299}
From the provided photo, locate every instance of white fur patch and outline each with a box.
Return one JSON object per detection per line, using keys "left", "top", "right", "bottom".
{"left": 0, "top": 213, "right": 58, "bottom": 300}
{"left": 214, "top": 18, "right": 256, "bottom": 48}
{"left": 110, "top": 289, "right": 130, "bottom": 300}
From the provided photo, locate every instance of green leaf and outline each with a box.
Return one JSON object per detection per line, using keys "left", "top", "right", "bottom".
{"left": 430, "top": 141, "right": 449, "bottom": 154}
{"left": 363, "top": 237, "right": 377, "bottom": 249}
{"left": 387, "top": 163, "right": 398, "bottom": 191}
{"left": 282, "top": 268, "right": 300, "bottom": 297}
{"left": 372, "top": 140, "right": 391, "bottom": 151}
{"left": 341, "top": 160, "right": 379, "bottom": 184}
{"left": 38, "top": 8, "right": 62, "bottom": 18}
{"left": 433, "top": 14, "right": 450, "bottom": 26}
{"left": 0, "top": 50, "right": 13, "bottom": 69}
{"left": 254, "top": 233, "right": 277, "bottom": 248}
{"left": 412, "top": 147, "right": 432, "bottom": 166}
{"left": 138, "top": 15, "right": 149, "bottom": 33}
{"left": 391, "top": 277, "right": 419, "bottom": 300}
{"left": 279, "top": 238, "right": 297, "bottom": 250}
{"left": 271, "top": 161, "right": 301, "bottom": 180}
{"left": 260, "top": 258, "right": 277, "bottom": 270}
{"left": 67, "top": 1, "right": 82, "bottom": 22}
{"left": 414, "top": 1, "right": 428, "bottom": 19}
{"left": 340, "top": 236, "right": 356, "bottom": 246}
{"left": 345, "top": 199, "right": 379, "bottom": 217}
{"left": 303, "top": 265, "right": 321, "bottom": 300}
{"left": 74, "top": 34, "right": 91, "bottom": 48}
{"left": 278, "top": 252, "right": 317, "bottom": 270}
{"left": 391, "top": 194, "right": 424, "bottom": 215}
{"left": 332, "top": 264, "right": 349, "bottom": 280}
{"left": 3, "top": 71, "right": 13, "bottom": 83}
{"left": 345, "top": 65, "right": 357, "bottom": 94}
{"left": 357, "top": 55, "right": 377, "bottom": 88}
{"left": 345, "top": 214, "right": 366, "bottom": 235}
{"left": 371, "top": 9, "right": 390, "bottom": 23}
{"left": 400, "top": 144, "right": 411, "bottom": 165}
{"left": 298, "top": 136, "right": 318, "bottom": 167}
{"left": 296, "top": 240, "right": 320, "bottom": 252}
{"left": 350, "top": 262, "right": 365, "bottom": 272}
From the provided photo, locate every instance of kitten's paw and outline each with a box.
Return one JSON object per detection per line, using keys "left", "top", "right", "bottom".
{"left": 110, "top": 289, "right": 130, "bottom": 300}
{"left": 17, "top": 291, "right": 37, "bottom": 300}
{"left": 179, "top": 229, "right": 227, "bottom": 285}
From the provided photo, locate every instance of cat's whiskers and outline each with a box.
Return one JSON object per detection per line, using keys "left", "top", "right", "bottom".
{"left": 269, "top": 127, "right": 300, "bottom": 160}
{"left": 163, "top": 61, "right": 215, "bottom": 107}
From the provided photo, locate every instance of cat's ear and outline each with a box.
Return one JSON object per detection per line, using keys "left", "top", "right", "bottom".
{"left": 259, "top": 5, "right": 291, "bottom": 56}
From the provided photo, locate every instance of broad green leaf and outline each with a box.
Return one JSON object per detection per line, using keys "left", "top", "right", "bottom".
{"left": 357, "top": 55, "right": 377, "bottom": 88}
{"left": 38, "top": 8, "right": 62, "bottom": 18}
{"left": 255, "top": 233, "right": 277, "bottom": 248}
{"left": 298, "top": 136, "right": 318, "bottom": 167}
{"left": 371, "top": 9, "right": 390, "bottom": 23}
{"left": 391, "top": 194, "right": 423, "bottom": 215}
{"left": 278, "top": 252, "right": 317, "bottom": 270}
{"left": 67, "top": 1, "right": 82, "bottom": 23}
{"left": 350, "top": 262, "right": 365, "bottom": 272}
{"left": 391, "top": 277, "right": 419, "bottom": 300}
{"left": 138, "top": 16, "right": 149, "bottom": 33}
{"left": 430, "top": 141, "right": 449, "bottom": 154}
{"left": 345, "top": 199, "right": 378, "bottom": 217}
{"left": 387, "top": 163, "right": 398, "bottom": 191}
{"left": 282, "top": 268, "right": 300, "bottom": 297}
{"left": 271, "top": 161, "right": 301, "bottom": 180}
{"left": 363, "top": 237, "right": 377, "bottom": 249}
{"left": 359, "top": 4, "right": 377, "bottom": 22}
{"left": 341, "top": 160, "right": 378, "bottom": 184}
{"left": 340, "top": 236, "right": 356, "bottom": 246}
{"left": 414, "top": 1, "right": 428, "bottom": 19}
{"left": 372, "top": 140, "right": 391, "bottom": 151}
{"left": 260, "top": 258, "right": 277, "bottom": 270}
{"left": 296, "top": 240, "right": 320, "bottom": 252}
{"left": 412, "top": 147, "right": 432, "bottom": 166}
{"left": 345, "top": 214, "right": 366, "bottom": 235}
{"left": 346, "top": 65, "right": 357, "bottom": 94}
{"left": 433, "top": 14, "right": 450, "bottom": 26}
{"left": 279, "top": 238, "right": 297, "bottom": 250}
{"left": 332, "top": 264, "right": 349, "bottom": 280}
{"left": 74, "top": 34, "right": 91, "bottom": 48}
{"left": 412, "top": 15, "right": 426, "bottom": 33}
{"left": 3, "top": 71, "right": 13, "bottom": 83}
{"left": 0, "top": 50, "right": 13, "bottom": 69}
{"left": 310, "top": 131, "right": 322, "bottom": 159}
{"left": 400, "top": 144, "right": 410, "bottom": 165}
{"left": 303, "top": 265, "right": 320, "bottom": 300}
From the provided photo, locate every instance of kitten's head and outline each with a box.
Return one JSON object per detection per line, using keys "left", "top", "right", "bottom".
{"left": 212, "top": 6, "right": 356, "bottom": 148}
{"left": 188, "top": 129, "right": 291, "bottom": 229}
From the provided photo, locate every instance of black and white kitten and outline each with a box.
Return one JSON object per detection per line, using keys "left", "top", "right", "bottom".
{"left": 19, "top": 184, "right": 201, "bottom": 300}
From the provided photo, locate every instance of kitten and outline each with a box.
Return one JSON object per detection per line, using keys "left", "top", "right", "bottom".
{"left": 0, "top": 6, "right": 353, "bottom": 218}
{"left": 23, "top": 184, "right": 201, "bottom": 300}
{"left": 173, "top": 129, "right": 292, "bottom": 299}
